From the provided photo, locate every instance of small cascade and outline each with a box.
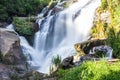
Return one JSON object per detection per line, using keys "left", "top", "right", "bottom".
{"left": 20, "top": 36, "right": 42, "bottom": 69}
{"left": 6, "top": 24, "right": 15, "bottom": 30}
{"left": 89, "top": 45, "right": 113, "bottom": 60}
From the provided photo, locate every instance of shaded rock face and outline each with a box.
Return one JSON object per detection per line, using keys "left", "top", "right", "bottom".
{"left": 74, "top": 39, "right": 107, "bottom": 54}
{"left": 60, "top": 56, "right": 84, "bottom": 69}
{"left": 0, "top": 22, "right": 8, "bottom": 28}
{"left": 0, "top": 28, "right": 46, "bottom": 80}
{"left": 0, "top": 28, "right": 28, "bottom": 80}
{"left": 0, "top": 28, "right": 25, "bottom": 64}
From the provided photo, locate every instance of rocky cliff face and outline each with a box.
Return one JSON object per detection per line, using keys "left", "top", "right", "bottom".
{"left": 0, "top": 28, "right": 47, "bottom": 80}
{"left": 0, "top": 28, "right": 28, "bottom": 80}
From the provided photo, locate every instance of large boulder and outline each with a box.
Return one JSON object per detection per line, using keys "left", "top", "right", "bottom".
{"left": 0, "top": 28, "right": 27, "bottom": 79}
{"left": 0, "top": 28, "right": 25, "bottom": 65}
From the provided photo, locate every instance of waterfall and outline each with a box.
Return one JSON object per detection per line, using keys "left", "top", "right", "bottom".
{"left": 15, "top": 0, "right": 101, "bottom": 73}
{"left": 32, "top": 0, "right": 101, "bottom": 73}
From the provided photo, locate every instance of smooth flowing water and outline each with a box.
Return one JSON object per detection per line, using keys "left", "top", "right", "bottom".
{"left": 18, "top": 0, "right": 101, "bottom": 73}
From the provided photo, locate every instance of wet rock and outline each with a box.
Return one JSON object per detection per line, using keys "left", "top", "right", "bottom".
{"left": 74, "top": 39, "right": 107, "bottom": 54}
{"left": 89, "top": 45, "right": 113, "bottom": 60}
{"left": 60, "top": 56, "right": 74, "bottom": 69}
{"left": 51, "top": 6, "right": 63, "bottom": 15}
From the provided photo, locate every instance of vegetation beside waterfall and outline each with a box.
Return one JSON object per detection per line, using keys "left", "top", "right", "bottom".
{"left": 58, "top": 61, "right": 120, "bottom": 80}
{"left": 52, "top": 55, "right": 61, "bottom": 68}
{"left": 13, "top": 17, "right": 35, "bottom": 36}
{"left": 91, "top": 0, "right": 120, "bottom": 58}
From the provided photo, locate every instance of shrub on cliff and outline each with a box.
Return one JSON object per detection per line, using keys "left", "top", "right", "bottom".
{"left": 13, "top": 17, "right": 34, "bottom": 36}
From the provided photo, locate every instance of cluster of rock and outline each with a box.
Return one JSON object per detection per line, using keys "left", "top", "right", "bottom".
{"left": 0, "top": 28, "right": 44, "bottom": 80}
{"left": 59, "top": 38, "right": 113, "bottom": 70}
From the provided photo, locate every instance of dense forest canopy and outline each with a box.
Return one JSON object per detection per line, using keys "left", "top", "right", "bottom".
{"left": 0, "top": 0, "right": 50, "bottom": 22}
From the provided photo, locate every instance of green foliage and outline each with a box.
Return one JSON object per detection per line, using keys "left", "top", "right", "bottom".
{"left": 94, "top": 51, "right": 106, "bottom": 58}
{"left": 0, "top": 5, "right": 8, "bottom": 21}
{"left": 58, "top": 61, "right": 120, "bottom": 80}
{"left": 101, "top": 0, "right": 108, "bottom": 9}
{"left": 13, "top": 17, "right": 34, "bottom": 36}
{"left": 91, "top": 0, "right": 120, "bottom": 58}
{"left": 107, "top": 1, "right": 120, "bottom": 58}
{"left": 57, "top": 69, "right": 68, "bottom": 77}
{"left": 49, "top": 1, "right": 58, "bottom": 9}
{"left": 0, "top": 0, "right": 50, "bottom": 21}
{"left": 52, "top": 55, "right": 61, "bottom": 67}
{"left": 113, "top": 5, "right": 120, "bottom": 24}
{"left": 107, "top": 27, "right": 120, "bottom": 58}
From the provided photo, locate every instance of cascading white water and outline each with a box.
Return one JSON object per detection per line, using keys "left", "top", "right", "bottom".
{"left": 33, "top": 0, "right": 101, "bottom": 73}
{"left": 14, "top": 0, "right": 102, "bottom": 73}
{"left": 6, "top": 24, "right": 42, "bottom": 69}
